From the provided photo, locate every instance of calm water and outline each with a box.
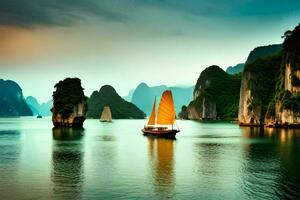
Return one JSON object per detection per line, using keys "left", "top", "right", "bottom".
{"left": 0, "top": 118, "right": 300, "bottom": 200}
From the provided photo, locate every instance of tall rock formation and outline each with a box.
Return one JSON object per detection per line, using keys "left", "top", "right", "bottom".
{"left": 87, "top": 85, "right": 145, "bottom": 119}
{"left": 51, "top": 78, "right": 87, "bottom": 127}
{"left": 187, "top": 65, "right": 241, "bottom": 120}
{"left": 238, "top": 54, "right": 282, "bottom": 126}
{"left": 239, "top": 23, "right": 300, "bottom": 127}
{"left": 0, "top": 79, "right": 33, "bottom": 117}
{"left": 265, "top": 23, "right": 300, "bottom": 127}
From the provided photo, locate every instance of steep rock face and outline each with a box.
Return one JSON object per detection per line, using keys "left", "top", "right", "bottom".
{"left": 238, "top": 71, "right": 261, "bottom": 125}
{"left": 238, "top": 53, "right": 282, "bottom": 126}
{"left": 51, "top": 78, "right": 87, "bottom": 127}
{"left": 265, "top": 23, "right": 300, "bottom": 127}
{"left": 188, "top": 96, "right": 217, "bottom": 120}
{"left": 239, "top": 24, "right": 300, "bottom": 127}
{"left": 87, "top": 85, "right": 145, "bottom": 119}
{"left": 0, "top": 79, "right": 33, "bottom": 117}
{"left": 52, "top": 102, "right": 87, "bottom": 127}
{"left": 187, "top": 65, "right": 240, "bottom": 120}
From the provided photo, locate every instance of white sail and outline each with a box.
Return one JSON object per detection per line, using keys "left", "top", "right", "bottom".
{"left": 100, "top": 106, "right": 112, "bottom": 122}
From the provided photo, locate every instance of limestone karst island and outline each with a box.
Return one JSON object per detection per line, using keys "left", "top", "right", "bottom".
{"left": 0, "top": 1, "right": 300, "bottom": 200}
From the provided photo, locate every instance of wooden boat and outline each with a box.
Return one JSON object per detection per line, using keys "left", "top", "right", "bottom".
{"left": 100, "top": 106, "right": 112, "bottom": 122}
{"left": 142, "top": 90, "right": 180, "bottom": 138}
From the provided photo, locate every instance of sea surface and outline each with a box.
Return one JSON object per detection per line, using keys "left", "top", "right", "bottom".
{"left": 0, "top": 117, "right": 300, "bottom": 200}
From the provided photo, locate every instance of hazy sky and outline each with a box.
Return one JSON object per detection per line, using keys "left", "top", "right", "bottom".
{"left": 0, "top": 0, "right": 299, "bottom": 102}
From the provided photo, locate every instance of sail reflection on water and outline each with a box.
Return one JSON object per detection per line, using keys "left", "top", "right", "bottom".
{"left": 147, "top": 137, "right": 175, "bottom": 198}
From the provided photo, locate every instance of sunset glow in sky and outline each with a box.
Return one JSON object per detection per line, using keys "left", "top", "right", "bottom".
{"left": 0, "top": 0, "right": 299, "bottom": 102}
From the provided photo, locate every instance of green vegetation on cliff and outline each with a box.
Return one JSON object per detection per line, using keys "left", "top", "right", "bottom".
{"left": 282, "top": 22, "right": 300, "bottom": 85}
{"left": 241, "top": 22, "right": 300, "bottom": 126}
{"left": 87, "top": 85, "right": 145, "bottom": 119}
{"left": 245, "top": 44, "right": 282, "bottom": 65}
{"left": 0, "top": 79, "right": 33, "bottom": 117}
{"left": 52, "top": 78, "right": 87, "bottom": 118}
{"left": 245, "top": 53, "right": 283, "bottom": 122}
{"left": 274, "top": 23, "right": 300, "bottom": 113}
{"left": 193, "top": 65, "right": 241, "bottom": 119}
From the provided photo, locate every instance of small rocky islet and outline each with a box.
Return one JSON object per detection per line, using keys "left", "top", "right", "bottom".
{"left": 51, "top": 78, "right": 88, "bottom": 127}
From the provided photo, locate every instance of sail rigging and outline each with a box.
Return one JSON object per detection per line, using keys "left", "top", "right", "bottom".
{"left": 100, "top": 106, "right": 112, "bottom": 122}
{"left": 148, "top": 96, "right": 156, "bottom": 125}
{"left": 157, "top": 90, "right": 176, "bottom": 125}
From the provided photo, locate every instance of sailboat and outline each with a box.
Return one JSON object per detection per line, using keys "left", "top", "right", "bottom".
{"left": 100, "top": 106, "right": 112, "bottom": 122}
{"left": 142, "top": 90, "right": 180, "bottom": 138}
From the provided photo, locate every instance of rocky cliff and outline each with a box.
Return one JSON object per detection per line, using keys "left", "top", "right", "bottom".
{"left": 187, "top": 65, "right": 240, "bottom": 120}
{"left": 187, "top": 94, "right": 217, "bottom": 120}
{"left": 239, "top": 23, "right": 300, "bottom": 127}
{"left": 265, "top": 23, "right": 300, "bottom": 127}
{"left": 51, "top": 78, "right": 87, "bottom": 127}
{"left": 87, "top": 85, "right": 145, "bottom": 119}
{"left": 0, "top": 79, "right": 33, "bottom": 117}
{"left": 238, "top": 54, "right": 282, "bottom": 126}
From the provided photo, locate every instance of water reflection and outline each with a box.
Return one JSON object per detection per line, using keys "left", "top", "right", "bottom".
{"left": 241, "top": 127, "right": 300, "bottom": 199}
{"left": 0, "top": 130, "right": 21, "bottom": 199}
{"left": 193, "top": 140, "right": 242, "bottom": 199}
{"left": 194, "top": 142, "right": 223, "bottom": 178}
{"left": 51, "top": 128, "right": 85, "bottom": 199}
{"left": 147, "top": 137, "right": 175, "bottom": 199}
{"left": 52, "top": 127, "right": 84, "bottom": 141}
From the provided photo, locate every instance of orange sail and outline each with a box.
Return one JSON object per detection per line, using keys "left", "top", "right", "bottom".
{"left": 148, "top": 96, "right": 156, "bottom": 125}
{"left": 157, "top": 90, "right": 176, "bottom": 125}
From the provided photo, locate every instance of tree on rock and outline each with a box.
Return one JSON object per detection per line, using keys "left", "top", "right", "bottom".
{"left": 51, "top": 78, "right": 87, "bottom": 127}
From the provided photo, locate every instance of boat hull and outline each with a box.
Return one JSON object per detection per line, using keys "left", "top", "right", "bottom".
{"left": 100, "top": 120, "right": 112, "bottom": 122}
{"left": 142, "top": 129, "right": 179, "bottom": 139}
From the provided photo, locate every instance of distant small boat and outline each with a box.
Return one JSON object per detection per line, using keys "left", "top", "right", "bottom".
{"left": 100, "top": 106, "right": 112, "bottom": 122}
{"left": 142, "top": 90, "right": 180, "bottom": 138}
{"left": 37, "top": 115, "right": 42, "bottom": 118}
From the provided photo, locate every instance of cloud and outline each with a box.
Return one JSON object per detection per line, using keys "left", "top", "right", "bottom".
{"left": 136, "top": 0, "right": 300, "bottom": 18}
{"left": 0, "top": 0, "right": 128, "bottom": 27}
{"left": 0, "top": 0, "right": 299, "bottom": 29}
